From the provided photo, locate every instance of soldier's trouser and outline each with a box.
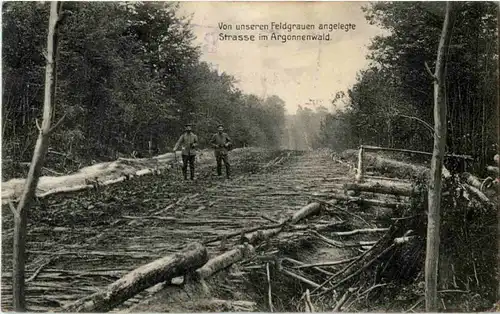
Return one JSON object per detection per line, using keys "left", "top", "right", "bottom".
{"left": 182, "top": 154, "right": 195, "bottom": 179}
{"left": 215, "top": 151, "right": 230, "bottom": 177}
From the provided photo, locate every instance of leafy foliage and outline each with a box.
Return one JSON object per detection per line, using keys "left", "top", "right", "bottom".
{"left": 2, "top": 2, "right": 287, "bottom": 179}
{"left": 318, "top": 2, "right": 498, "bottom": 173}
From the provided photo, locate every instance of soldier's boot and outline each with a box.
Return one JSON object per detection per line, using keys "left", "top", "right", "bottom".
{"left": 190, "top": 168, "right": 195, "bottom": 180}
{"left": 226, "top": 164, "right": 231, "bottom": 179}
{"left": 217, "top": 162, "right": 222, "bottom": 176}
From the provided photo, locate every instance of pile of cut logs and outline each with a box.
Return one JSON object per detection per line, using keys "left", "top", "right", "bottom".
{"left": 342, "top": 145, "right": 497, "bottom": 210}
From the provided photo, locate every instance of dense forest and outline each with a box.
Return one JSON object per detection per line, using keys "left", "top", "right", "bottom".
{"left": 280, "top": 105, "right": 329, "bottom": 151}
{"left": 317, "top": 2, "right": 498, "bottom": 174}
{"left": 2, "top": 1, "right": 498, "bottom": 175}
{"left": 1, "top": 2, "right": 499, "bottom": 312}
{"left": 2, "top": 1, "right": 287, "bottom": 176}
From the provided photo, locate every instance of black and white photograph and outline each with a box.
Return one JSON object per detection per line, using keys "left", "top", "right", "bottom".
{"left": 1, "top": 1, "right": 499, "bottom": 312}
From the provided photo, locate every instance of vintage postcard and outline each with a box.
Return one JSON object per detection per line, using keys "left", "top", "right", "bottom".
{"left": 1, "top": 1, "right": 499, "bottom": 312}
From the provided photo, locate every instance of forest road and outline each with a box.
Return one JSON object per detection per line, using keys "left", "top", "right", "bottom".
{"left": 1, "top": 149, "right": 353, "bottom": 312}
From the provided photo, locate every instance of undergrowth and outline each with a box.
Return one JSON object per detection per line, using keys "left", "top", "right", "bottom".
{"left": 242, "top": 236, "right": 326, "bottom": 312}
{"left": 377, "top": 172, "right": 498, "bottom": 311}
{"left": 235, "top": 169, "right": 497, "bottom": 312}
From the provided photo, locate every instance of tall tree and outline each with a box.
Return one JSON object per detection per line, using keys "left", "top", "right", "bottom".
{"left": 425, "top": 2, "right": 456, "bottom": 311}
{"left": 10, "top": 1, "right": 65, "bottom": 311}
{"left": 497, "top": 1, "right": 500, "bottom": 303}
{"left": 2, "top": 2, "right": 289, "bottom": 182}
{"left": 319, "top": 2, "right": 497, "bottom": 168}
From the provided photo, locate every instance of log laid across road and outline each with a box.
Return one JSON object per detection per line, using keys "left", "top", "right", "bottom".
{"left": 62, "top": 243, "right": 208, "bottom": 313}
{"left": 343, "top": 181, "right": 417, "bottom": 197}
{"left": 330, "top": 193, "right": 408, "bottom": 209}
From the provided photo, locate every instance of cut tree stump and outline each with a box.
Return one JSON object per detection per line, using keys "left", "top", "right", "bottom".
{"left": 343, "top": 181, "right": 416, "bottom": 197}
{"left": 62, "top": 242, "right": 208, "bottom": 312}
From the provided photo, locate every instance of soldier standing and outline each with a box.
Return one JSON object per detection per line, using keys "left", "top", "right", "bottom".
{"left": 210, "top": 124, "right": 232, "bottom": 179}
{"left": 173, "top": 124, "right": 198, "bottom": 180}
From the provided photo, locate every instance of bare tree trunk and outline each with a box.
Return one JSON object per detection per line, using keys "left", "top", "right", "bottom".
{"left": 11, "top": 2, "right": 64, "bottom": 311}
{"left": 497, "top": 1, "right": 500, "bottom": 302}
{"left": 425, "top": 2, "right": 455, "bottom": 311}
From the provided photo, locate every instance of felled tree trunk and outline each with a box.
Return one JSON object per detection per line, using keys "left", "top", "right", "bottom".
{"left": 343, "top": 181, "right": 416, "bottom": 197}
{"left": 330, "top": 193, "right": 407, "bottom": 209}
{"left": 461, "top": 172, "right": 483, "bottom": 189}
{"left": 63, "top": 243, "right": 208, "bottom": 312}
{"left": 460, "top": 172, "right": 495, "bottom": 206}
{"left": 291, "top": 202, "right": 322, "bottom": 224}
{"left": 425, "top": 2, "right": 455, "bottom": 311}
{"left": 195, "top": 244, "right": 255, "bottom": 279}
{"left": 243, "top": 228, "right": 282, "bottom": 245}
{"left": 363, "top": 153, "right": 451, "bottom": 179}
{"left": 463, "top": 183, "right": 495, "bottom": 209}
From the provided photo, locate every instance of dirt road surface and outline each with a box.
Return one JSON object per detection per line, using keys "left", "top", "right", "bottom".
{"left": 1, "top": 149, "right": 373, "bottom": 311}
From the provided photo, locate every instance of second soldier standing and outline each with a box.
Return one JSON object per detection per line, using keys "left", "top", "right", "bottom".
{"left": 173, "top": 124, "right": 198, "bottom": 180}
{"left": 210, "top": 124, "right": 232, "bottom": 179}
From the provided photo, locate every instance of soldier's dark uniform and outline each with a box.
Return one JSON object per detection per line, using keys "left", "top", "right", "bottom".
{"left": 210, "top": 125, "right": 232, "bottom": 178}
{"left": 173, "top": 125, "right": 198, "bottom": 180}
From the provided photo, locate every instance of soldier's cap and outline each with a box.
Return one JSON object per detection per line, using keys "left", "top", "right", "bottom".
{"left": 185, "top": 123, "right": 192, "bottom": 127}
{"left": 217, "top": 124, "right": 224, "bottom": 128}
